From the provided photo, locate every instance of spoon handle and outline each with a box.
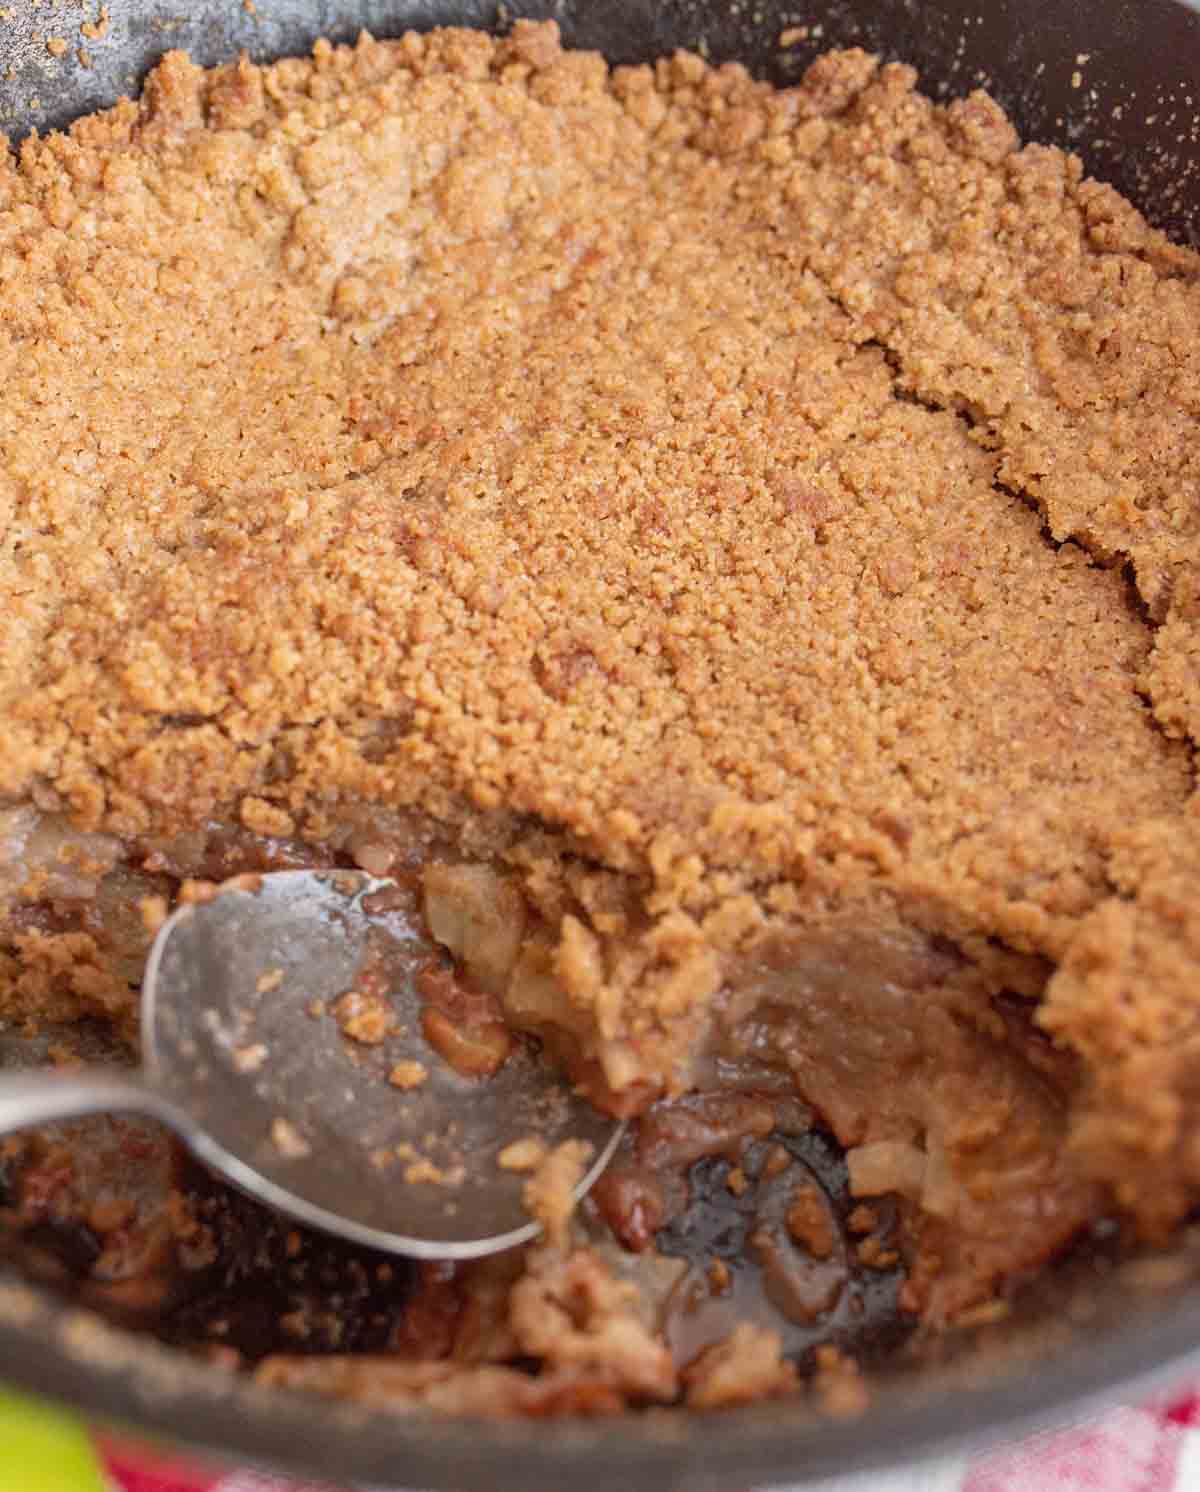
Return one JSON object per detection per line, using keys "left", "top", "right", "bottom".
{"left": 0, "top": 1069, "right": 183, "bottom": 1135}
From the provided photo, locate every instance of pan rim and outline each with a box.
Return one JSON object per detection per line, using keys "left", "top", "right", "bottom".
{"left": 3, "top": 0, "right": 1200, "bottom": 1483}
{"left": 3, "top": 1262, "right": 1200, "bottom": 1490}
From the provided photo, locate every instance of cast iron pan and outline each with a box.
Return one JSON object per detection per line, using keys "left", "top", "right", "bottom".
{"left": 3, "top": 2, "right": 1200, "bottom": 1488}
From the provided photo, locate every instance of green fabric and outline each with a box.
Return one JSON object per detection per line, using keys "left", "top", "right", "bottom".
{"left": 0, "top": 1388, "right": 110, "bottom": 1491}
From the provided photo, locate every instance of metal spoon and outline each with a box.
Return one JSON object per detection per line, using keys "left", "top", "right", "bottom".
{"left": 0, "top": 870, "right": 623, "bottom": 1259}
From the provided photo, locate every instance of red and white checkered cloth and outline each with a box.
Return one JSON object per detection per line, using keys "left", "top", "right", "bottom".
{"left": 95, "top": 1386, "right": 1200, "bottom": 1492}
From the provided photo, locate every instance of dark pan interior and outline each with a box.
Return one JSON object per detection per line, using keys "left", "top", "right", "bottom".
{"left": 4, "top": 0, "right": 1200, "bottom": 246}
{"left": 3, "top": 2, "right": 1200, "bottom": 1488}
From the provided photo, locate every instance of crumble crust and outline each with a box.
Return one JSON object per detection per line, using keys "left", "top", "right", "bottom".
{"left": 3, "top": 21, "right": 1200, "bottom": 1322}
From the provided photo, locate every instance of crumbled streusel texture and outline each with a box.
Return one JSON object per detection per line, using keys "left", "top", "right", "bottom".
{"left": 3, "top": 22, "right": 1200, "bottom": 1237}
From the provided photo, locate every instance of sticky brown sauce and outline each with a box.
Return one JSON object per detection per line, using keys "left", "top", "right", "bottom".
{"left": 654, "top": 1126, "right": 911, "bottom": 1370}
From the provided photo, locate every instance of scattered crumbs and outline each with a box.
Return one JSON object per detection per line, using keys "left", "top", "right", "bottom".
{"left": 395, "top": 1142, "right": 417, "bottom": 1162}
{"left": 855, "top": 1235, "right": 899, "bottom": 1270}
{"left": 786, "top": 1183, "right": 836, "bottom": 1259}
{"left": 708, "top": 1258, "right": 731, "bottom": 1293}
{"left": 332, "top": 989, "right": 393, "bottom": 1045}
{"left": 270, "top": 1117, "right": 310, "bottom": 1159}
{"left": 179, "top": 878, "right": 220, "bottom": 906}
{"left": 306, "top": 999, "right": 325, "bottom": 1019}
{"left": 497, "top": 1136, "right": 547, "bottom": 1172}
{"left": 46, "top": 34, "right": 68, "bottom": 55}
{"left": 388, "top": 1058, "right": 428, "bottom": 1090}
{"left": 1071, "top": 70, "right": 1083, "bottom": 90}
{"left": 369, "top": 1147, "right": 394, "bottom": 1170}
{"left": 404, "top": 1157, "right": 448, "bottom": 1185}
{"left": 80, "top": 2, "right": 107, "bottom": 37}
{"left": 726, "top": 1165, "right": 748, "bottom": 1197}
{"left": 139, "top": 895, "right": 169, "bottom": 934}
{"left": 1075, "top": 52, "right": 1091, "bottom": 66}
{"left": 778, "top": 25, "right": 807, "bottom": 46}
{"left": 761, "top": 1143, "right": 792, "bottom": 1180}
{"left": 953, "top": 1298, "right": 1011, "bottom": 1328}
{"left": 522, "top": 1138, "right": 594, "bottom": 1250}
{"left": 812, "top": 1344, "right": 869, "bottom": 1419}
{"left": 684, "top": 1323, "right": 796, "bottom": 1409}
{"left": 256, "top": 966, "right": 285, "bottom": 994}
{"left": 232, "top": 1042, "right": 268, "bottom": 1074}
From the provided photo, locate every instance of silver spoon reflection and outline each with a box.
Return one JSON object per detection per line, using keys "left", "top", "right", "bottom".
{"left": 0, "top": 871, "right": 623, "bottom": 1259}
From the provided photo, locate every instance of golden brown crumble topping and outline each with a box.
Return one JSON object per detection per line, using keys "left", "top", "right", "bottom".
{"left": 521, "top": 1138, "right": 593, "bottom": 1251}
{"left": 682, "top": 1321, "right": 797, "bottom": 1409}
{"left": 3, "top": 16, "right": 1200, "bottom": 1417}
{"left": 1043, "top": 812, "right": 1200, "bottom": 1237}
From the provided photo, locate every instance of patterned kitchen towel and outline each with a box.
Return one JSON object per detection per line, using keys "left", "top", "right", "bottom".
{"left": 8, "top": 1384, "right": 1200, "bottom": 1492}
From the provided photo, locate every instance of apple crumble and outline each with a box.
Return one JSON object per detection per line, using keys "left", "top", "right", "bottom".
{"left": 3, "top": 19, "right": 1200, "bottom": 1415}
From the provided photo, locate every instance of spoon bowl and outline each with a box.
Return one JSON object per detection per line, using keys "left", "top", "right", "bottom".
{"left": 0, "top": 870, "right": 623, "bottom": 1259}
